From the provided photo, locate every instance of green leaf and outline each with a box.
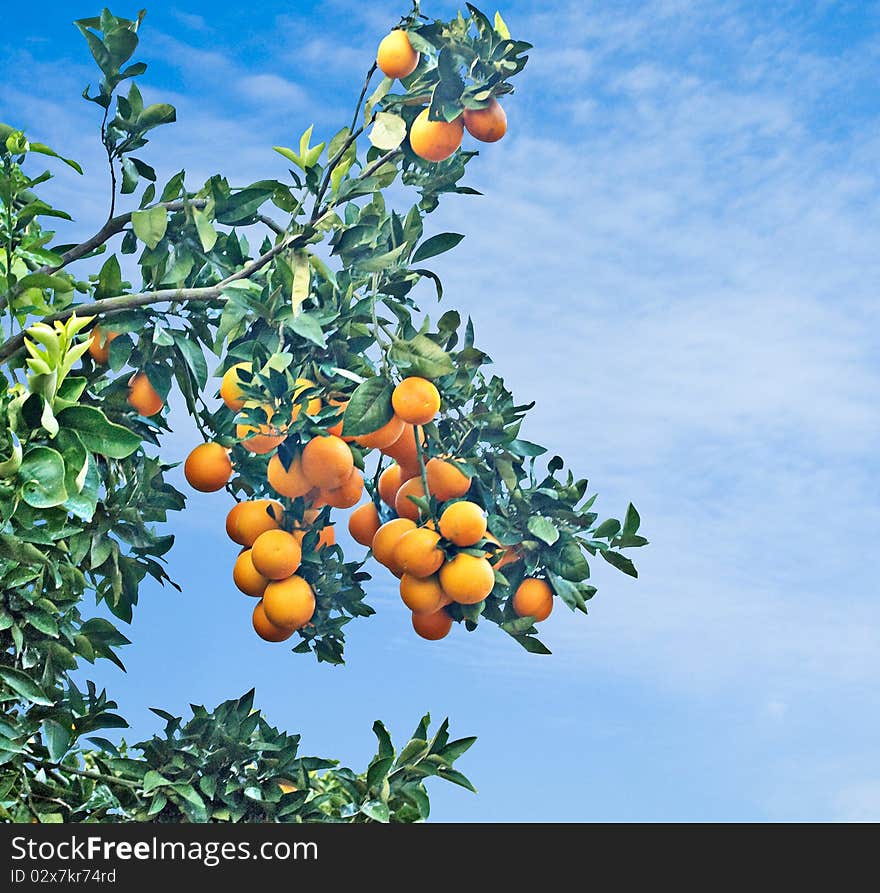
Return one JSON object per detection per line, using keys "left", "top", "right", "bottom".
{"left": 192, "top": 207, "right": 217, "bottom": 252}
{"left": 142, "top": 770, "right": 170, "bottom": 793}
{"left": 342, "top": 376, "right": 393, "bottom": 437}
{"left": 28, "top": 142, "right": 83, "bottom": 174}
{"left": 602, "top": 550, "right": 638, "bottom": 578}
{"left": 548, "top": 572, "right": 588, "bottom": 614}
{"left": 18, "top": 446, "right": 67, "bottom": 508}
{"left": 507, "top": 439, "right": 546, "bottom": 457}
{"left": 527, "top": 516, "right": 558, "bottom": 545}
{"left": 594, "top": 518, "right": 621, "bottom": 539}
{"left": 360, "top": 800, "right": 390, "bottom": 822}
{"left": 369, "top": 112, "right": 407, "bottom": 151}
{"left": 389, "top": 334, "right": 455, "bottom": 378}
{"left": 0, "top": 666, "right": 53, "bottom": 705}
{"left": 131, "top": 206, "right": 167, "bottom": 249}
{"left": 437, "top": 767, "right": 477, "bottom": 792}
{"left": 411, "top": 232, "right": 464, "bottom": 264}
{"left": 42, "top": 719, "right": 70, "bottom": 762}
{"left": 289, "top": 313, "right": 326, "bottom": 348}
{"left": 215, "top": 187, "right": 273, "bottom": 225}
{"left": 622, "top": 503, "right": 641, "bottom": 538}
{"left": 291, "top": 249, "right": 310, "bottom": 314}
{"left": 56, "top": 406, "right": 140, "bottom": 459}
{"left": 494, "top": 10, "right": 511, "bottom": 39}
{"left": 137, "top": 103, "right": 176, "bottom": 130}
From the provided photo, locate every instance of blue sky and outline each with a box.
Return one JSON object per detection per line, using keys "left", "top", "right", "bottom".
{"left": 2, "top": 0, "right": 880, "bottom": 821}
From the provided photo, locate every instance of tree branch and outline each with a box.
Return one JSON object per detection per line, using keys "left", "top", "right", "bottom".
{"left": 27, "top": 757, "right": 142, "bottom": 791}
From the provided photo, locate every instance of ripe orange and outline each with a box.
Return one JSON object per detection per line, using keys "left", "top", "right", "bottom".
{"left": 127, "top": 372, "right": 163, "bottom": 416}
{"left": 88, "top": 327, "right": 118, "bottom": 364}
{"left": 394, "top": 527, "right": 445, "bottom": 578}
{"left": 425, "top": 457, "right": 470, "bottom": 500}
{"left": 412, "top": 609, "right": 453, "bottom": 641}
{"left": 512, "top": 578, "right": 554, "bottom": 622}
{"left": 439, "top": 500, "right": 487, "bottom": 546}
{"left": 394, "top": 476, "right": 427, "bottom": 522}
{"left": 267, "top": 453, "right": 312, "bottom": 499}
{"left": 486, "top": 533, "right": 522, "bottom": 570}
{"left": 356, "top": 414, "right": 405, "bottom": 450}
{"left": 409, "top": 109, "right": 463, "bottom": 163}
{"left": 317, "top": 525, "right": 335, "bottom": 549}
{"left": 251, "top": 529, "right": 303, "bottom": 580}
{"left": 371, "top": 518, "right": 417, "bottom": 575}
{"left": 236, "top": 407, "right": 286, "bottom": 455}
{"left": 262, "top": 575, "right": 315, "bottom": 629}
{"left": 184, "top": 443, "right": 232, "bottom": 492}
{"left": 348, "top": 502, "right": 382, "bottom": 546}
{"left": 378, "top": 463, "right": 410, "bottom": 508}
{"left": 325, "top": 397, "right": 348, "bottom": 437}
{"left": 290, "top": 378, "right": 322, "bottom": 422}
{"left": 382, "top": 423, "right": 423, "bottom": 477}
{"left": 226, "top": 499, "right": 283, "bottom": 546}
{"left": 252, "top": 600, "right": 294, "bottom": 642}
{"left": 439, "top": 553, "right": 495, "bottom": 604}
{"left": 323, "top": 469, "right": 364, "bottom": 509}
{"left": 391, "top": 377, "right": 440, "bottom": 425}
{"left": 463, "top": 98, "right": 507, "bottom": 143}
{"left": 220, "top": 362, "right": 251, "bottom": 411}
{"left": 301, "top": 435, "right": 354, "bottom": 490}
{"left": 233, "top": 549, "right": 269, "bottom": 598}
{"left": 377, "top": 29, "right": 419, "bottom": 79}
{"left": 400, "top": 573, "right": 449, "bottom": 614}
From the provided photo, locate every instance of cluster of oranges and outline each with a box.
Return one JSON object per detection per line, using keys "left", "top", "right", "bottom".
{"left": 376, "top": 29, "right": 509, "bottom": 163}
{"left": 101, "top": 329, "right": 556, "bottom": 645}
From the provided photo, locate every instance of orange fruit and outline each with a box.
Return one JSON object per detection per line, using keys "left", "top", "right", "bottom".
{"left": 262, "top": 575, "right": 315, "bottom": 629}
{"left": 301, "top": 435, "right": 354, "bottom": 490}
{"left": 382, "top": 423, "right": 423, "bottom": 476}
{"left": 348, "top": 502, "right": 382, "bottom": 546}
{"left": 233, "top": 549, "right": 269, "bottom": 598}
{"left": 88, "top": 327, "right": 118, "bottom": 364}
{"left": 486, "top": 533, "right": 522, "bottom": 570}
{"left": 326, "top": 398, "right": 348, "bottom": 437}
{"left": 236, "top": 407, "right": 286, "bottom": 455}
{"left": 371, "top": 518, "right": 417, "bottom": 574}
{"left": 252, "top": 600, "right": 294, "bottom": 642}
{"left": 425, "top": 457, "right": 470, "bottom": 500}
{"left": 391, "top": 377, "right": 440, "bottom": 426}
{"left": 439, "top": 553, "right": 495, "bottom": 604}
{"left": 512, "top": 578, "right": 554, "bottom": 622}
{"left": 127, "top": 372, "right": 164, "bottom": 416}
{"left": 409, "top": 108, "right": 463, "bottom": 163}
{"left": 220, "top": 362, "right": 251, "bottom": 411}
{"left": 394, "top": 476, "right": 427, "bottom": 522}
{"left": 394, "top": 527, "right": 445, "bottom": 578}
{"left": 290, "top": 378, "right": 322, "bottom": 422}
{"left": 400, "top": 573, "right": 449, "bottom": 614}
{"left": 267, "top": 453, "right": 312, "bottom": 499}
{"left": 439, "top": 500, "right": 487, "bottom": 546}
{"left": 251, "top": 529, "right": 302, "bottom": 580}
{"left": 378, "top": 463, "right": 411, "bottom": 508}
{"left": 463, "top": 98, "right": 507, "bottom": 143}
{"left": 317, "top": 525, "right": 335, "bottom": 549}
{"left": 377, "top": 29, "right": 419, "bottom": 79}
{"left": 226, "top": 499, "right": 283, "bottom": 546}
{"left": 412, "top": 609, "right": 453, "bottom": 641}
{"left": 184, "top": 443, "right": 232, "bottom": 492}
{"left": 356, "top": 414, "right": 405, "bottom": 450}
{"left": 323, "top": 469, "right": 364, "bottom": 509}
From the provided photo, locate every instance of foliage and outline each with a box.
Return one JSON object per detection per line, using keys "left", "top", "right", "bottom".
{"left": 0, "top": 689, "right": 472, "bottom": 823}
